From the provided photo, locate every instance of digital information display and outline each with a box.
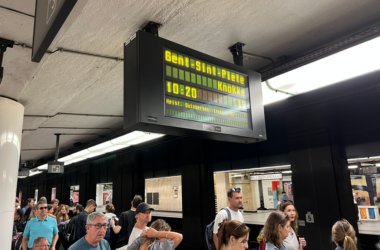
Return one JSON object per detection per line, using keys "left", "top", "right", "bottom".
{"left": 164, "top": 49, "right": 251, "bottom": 129}
{"left": 123, "top": 30, "right": 266, "bottom": 143}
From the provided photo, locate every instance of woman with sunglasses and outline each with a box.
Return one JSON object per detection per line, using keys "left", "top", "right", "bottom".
{"left": 217, "top": 220, "right": 250, "bottom": 250}
{"left": 278, "top": 201, "right": 306, "bottom": 250}
{"left": 263, "top": 211, "right": 291, "bottom": 250}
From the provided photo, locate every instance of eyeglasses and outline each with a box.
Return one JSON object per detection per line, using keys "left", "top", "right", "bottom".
{"left": 37, "top": 244, "right": 50, "bottom": 248}
{"left": 88, "top": 223, "right": 107, "bottom": 229}
{"left": 231, "top": 188, "right": 241, "bottom": 192}
{"left": 39, "top": 206, "right": 48, "bottom": 210}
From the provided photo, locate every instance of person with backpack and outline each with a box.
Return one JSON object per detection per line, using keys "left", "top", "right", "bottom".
{"left": 208, "top": 188, "right": 244, "bottom": 250}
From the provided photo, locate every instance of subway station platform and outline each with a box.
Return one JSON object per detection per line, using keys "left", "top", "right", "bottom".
{"left": 152, "top": 210, "right": 380, "bottom": 235}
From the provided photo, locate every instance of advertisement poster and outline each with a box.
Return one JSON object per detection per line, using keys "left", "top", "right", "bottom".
{"left": 272, "top": 181, "right": 281, "bottom": 208}
{"left": 34, "top": 189, "right": 38, "bottom": 202}
{"left": 18, "top": 192, "right": 22, "bottom": 204}
{"left": 51, "top": 188, "right": 56, "bottom": 201}
{"left": 73, "top": 191, "right": 79, "bottom": 203}
{"left": 102, "top": 184, "right": 112, "bottom": 205}
{"left": 173, "top": 186, "right": 178, "bottom": 198}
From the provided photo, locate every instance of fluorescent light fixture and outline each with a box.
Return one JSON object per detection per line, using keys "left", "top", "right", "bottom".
{"left": 282, "top": 170, "right": 292, "bottom": 173}
{"left": 85, "top": 152, "right": 104, "bottom": 159}
{"left": 348, "top": 165, "right": 358, "bottom": 169}
{"left": 232, "top": 175, "right": 242, "bottom": 177}
{"left": 37, "top": 164, "right": 48, "bottom": 170}
{"left": 111, "top": 131, "right": 145, "bottom": 144}
{"left": 88, "top": 141, "right": 113, "bottom": 152}
{"left": 128, "top": 133, "right": 165, "bottom": 145}
{"left": 145, "top": 175, "right": 181, "bottom": 180}
{"left": 369, "top": 156, "right": 380, "bottom": 159}
{"left": 263, "top": 36, "right": 380, "bottom": 105}
{"left": 29, "top": 170, "right": 42, "bottom": 176}
{"left": 103, "top": 144, "right": 130, "bottom": 153}
{"left": 18, "top": 176, "right": 27, "bottom": 179}
{"left": 376, "top": 164, "right": 380, "bottom": 167}
{"left": 65, "top": 157, "right": 87, "bottom": 165}
{"left": 347, "top": 157, "right": 369, "bottom": 162}
{"left": 71, "top": 149, "right": 90, "bottom": 158}
{"left": 58, "top": 156, "right": 72, "bottom": 162}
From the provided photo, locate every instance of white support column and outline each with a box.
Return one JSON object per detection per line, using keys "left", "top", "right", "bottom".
{"left": 0, "top": 97, "right": 24, "bottom": 250}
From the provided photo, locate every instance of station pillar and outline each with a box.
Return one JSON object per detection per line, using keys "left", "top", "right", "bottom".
{"left": 0, "top": 97, "right": 24, "bottom": 250}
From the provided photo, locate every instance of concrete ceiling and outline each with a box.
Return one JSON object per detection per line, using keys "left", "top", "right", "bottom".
{"left": 1, "top": 0, "right": 380, "bottom": 165}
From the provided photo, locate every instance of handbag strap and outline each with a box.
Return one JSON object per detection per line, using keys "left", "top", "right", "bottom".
{"left": 99, "top": 241, "right": 103, "bottom": 250}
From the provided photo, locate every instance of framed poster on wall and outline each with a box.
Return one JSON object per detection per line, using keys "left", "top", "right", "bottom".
{"left": 34, "top": 189, "right": 38, "bottom": 202}
{"left": 173, "top": 186, "right": 178, "bottom": 198}
{"left": 147, "top": 193, "right": 153, "bottom": 205}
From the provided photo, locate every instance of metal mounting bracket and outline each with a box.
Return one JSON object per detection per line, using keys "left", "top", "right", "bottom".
{"left": 54, "top": 134, "right": 61, "bottom": 162}
{"left": 228, "top": 42, "right": 245, "bottom": 66}
{"left": 142, "top": 21, "right": 162, "bottom": 36}
{"left": 0, "top": 38, "right": 14, "bottom": 84}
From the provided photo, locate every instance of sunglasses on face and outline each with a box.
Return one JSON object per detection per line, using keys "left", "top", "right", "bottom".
{"left": 39, "top": 206, "right": 48, "bottom": 210}
{"left": 231, "top": 188, "right": 241, "bottom": 192}
{"left": 88, "top": 223, "right": 107, "bottom": 229}
{"left": 231, "top": 222, "right": 246, "bottom": 236}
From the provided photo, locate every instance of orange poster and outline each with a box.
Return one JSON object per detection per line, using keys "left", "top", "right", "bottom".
{"left": 359, "top": 208, "right": 367, "bottom": 219}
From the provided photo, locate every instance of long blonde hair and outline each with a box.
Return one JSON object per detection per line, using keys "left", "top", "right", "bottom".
{"left": 144, "top": 219, "right": 171, "bottom": 246}
{"left": 29, "top": 204, "right": 39, "bottom": 220}
{"left": 263, "top": 211, "right": 289, "bottom": 249}
{"left": 56, "top": 204, "right": 69, "bottom": 222}
{"left": 332, "top": 219, "right": 357, "bottom": 250}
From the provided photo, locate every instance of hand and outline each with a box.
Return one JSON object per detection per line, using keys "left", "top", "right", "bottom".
{"left": 299, "top": 237, "right": 306, "bottom": 247}
{"left": 140, "top": 230, "right": 147, "bottom": 237}
{"left": 146, "top": 228, "right": 158, "bottom": 238}
{"left": 110, "top": 218, "right": 115, "bottom": 226}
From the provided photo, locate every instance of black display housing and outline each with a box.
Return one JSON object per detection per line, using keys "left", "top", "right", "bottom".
{"left": 124, "top": 30, "right": 266, "bottom": 143}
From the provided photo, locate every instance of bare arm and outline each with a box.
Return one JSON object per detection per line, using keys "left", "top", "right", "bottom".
{"left": 110, "top": 219, "right": 122, "bottom": 234}
{"left": 213, "top": 234, "right": 218, "bottom": 250}
{"left": 145, "top": 229, "right": 183, "bottom": 248}
{"left": 22, "top": 237, "right": 28, "bottom": 250}
{"left": 51, "top": 233, "right": 59, "bottom": 249}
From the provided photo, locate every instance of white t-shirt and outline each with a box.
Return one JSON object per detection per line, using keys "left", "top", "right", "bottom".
{"left": 283, "top": 227, "right": 299, "bottom": 250}
{"left": 213, "top": 207, "right": 244, "bottom": 234}
{"left": 128, "top": 226, "right": 149, "bottom": 246}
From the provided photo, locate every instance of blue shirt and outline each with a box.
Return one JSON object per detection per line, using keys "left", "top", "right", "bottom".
{"left": 68, "top": 237, "right": 111, "bottom": 250}
{"left": 23, "top": 216, "right": 58, "bottom": 248}
{"left": 282, "top": 195, "right": 289, "bottom": 201}
{"left": 335, "top": 246, "right": 343, "bottom": 250}
{"left": 76, "top": 210, "right": 89, "bottom": 240}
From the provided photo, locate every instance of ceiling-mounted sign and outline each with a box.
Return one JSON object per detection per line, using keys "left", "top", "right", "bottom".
{"left": 123, "top": 31, "right": 266, "bottom": 143}
{"left": 32, "top": 0, "right": 78, "bottom": 62}
{"left": 48, "top": 161, "right": 64, "bottom": 173}
{"left": 18, "top": 168, "right": 30, "bottom": 177}
{"left": 250, "top": 173, "right": 282, "bottom": 181}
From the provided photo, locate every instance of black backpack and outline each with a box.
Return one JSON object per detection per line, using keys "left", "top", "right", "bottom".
{"left": 205, "top": 208, "right": 231, "bottom": 250}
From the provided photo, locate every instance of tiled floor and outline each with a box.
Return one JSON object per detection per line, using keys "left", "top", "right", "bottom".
{"left": 151, "top": 210, "right": 380, "bottom": 235}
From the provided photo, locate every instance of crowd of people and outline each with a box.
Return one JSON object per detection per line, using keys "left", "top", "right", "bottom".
{"left": 12, "top": 188, "right": 358, "bottom": 250}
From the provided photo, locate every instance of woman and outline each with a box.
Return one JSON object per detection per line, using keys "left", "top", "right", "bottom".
{"left": 105, "top": 203, "right": 117, "bottom": 219}
{"left": 47, "top": 204, "right": 57, "bottom": 219}
{"left": 28, "top": 204, "right": 39, "bottom": 221}
{"left": 104, "top": 203, "right": 117, "bottom": 246}
{"left": 127, "top": 219, "right": 183, "bottom": 250}
{"left": 217, "top": 220, "right": 250, "bottom": 250}
{"left": 278, "top": 201, "right": 306, "bottom": 249}
{"left": 56, "top": 204, "right": 70, "bottom": 250}
{"left": 331, "top": 219, "right": 357, "bottom": 250}
{"left": 263, "top": 211, "right": 291, "bottom": 250}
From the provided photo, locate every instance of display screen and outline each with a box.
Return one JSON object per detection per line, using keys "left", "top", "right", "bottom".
{"left": 164, "top": 48, "right": 251, "bottom": 129}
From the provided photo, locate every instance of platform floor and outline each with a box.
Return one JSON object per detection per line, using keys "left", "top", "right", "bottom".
{"left": 152, "top": 210, "right": 380, "bottom": 235}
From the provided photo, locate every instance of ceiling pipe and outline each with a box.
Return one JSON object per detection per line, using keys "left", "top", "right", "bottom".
{"left": 24, "top": 112, "right": 123, "bottom": 118}
{"left": 23, "top": 126, "right": 115, "bottom": 133}
{"left": 265, "top": 80, "right": 295, "bottom": 96}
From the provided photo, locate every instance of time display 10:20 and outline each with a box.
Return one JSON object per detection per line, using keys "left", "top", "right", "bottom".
{"left": 163, "top": 48, "right": 251, "bottom": 129}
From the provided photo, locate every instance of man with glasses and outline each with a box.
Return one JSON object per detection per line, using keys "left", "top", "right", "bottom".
{"left": 22, "top": 201, "right": 58, "bottom": 250}
{"left": 213, "top": 188, "right": 244, "bottom": 250}
{"left": 68, "top": 212, "right": 111, "bottom": 250}
{"left": 33, "top": 237, "right": 49, "bottom": 250}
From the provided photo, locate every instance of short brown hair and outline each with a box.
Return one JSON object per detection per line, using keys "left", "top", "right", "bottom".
{"left": 263, "top": 211, "right": 289, "bottom": 248}
{"left": 105, "top": 203, "right": 115, "bottom": 213}
{"left": 332, "top": 219, "right": 357, "bottom": 250}
{"left": 86, "top": 199, "right": 97, "bottom": 208}
{"left": 51, "top": 199, "right": 59, "bottom": 204}
{"left": 217, "top": 220, "right": 250, "bottom": 250}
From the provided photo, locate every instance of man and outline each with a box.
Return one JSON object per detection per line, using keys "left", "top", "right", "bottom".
{"left": 39, "top": 197, "right": 47, "bottom": 203}
{"left": 213, "top": 188, "right": 244, "bottom": 250}
{"left": 15, "top": 209, "right": 26, "bottom": 233}
{"left": 68, "top": 212, "right": 111, "bottom": 250}
{"left": 281, "top": 191, "right": 289, "bottom": 201}
{"left": 66, "top": 204, "right": 84, "bottom": 245}
{"left": 22, "top": 199, "right": 34, "bottom": 214}
{"left": 32, "top": 237, "right": 49, "bottom": 250}
{"left": 22, "top": 201, "right": 58, "bottom": 250}
{"left": 111, "top": 195, "right": 143, "bottom": 250}
{"left": 128, "top": 202, "right": 154, "bottom": 246}
{"left": 51, "top": 199, "right": 59, "bottom": 209}
{"left": 75, "top": 199, "right": 97, "bottom": 241}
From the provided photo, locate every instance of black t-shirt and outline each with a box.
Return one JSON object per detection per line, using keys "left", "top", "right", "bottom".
{"left": 116, "top": 210, "right": 136, "bottom": 248}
